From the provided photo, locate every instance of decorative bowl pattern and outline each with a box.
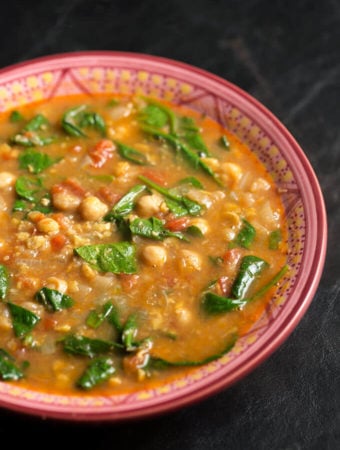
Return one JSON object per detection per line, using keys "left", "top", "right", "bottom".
{"left": 0, "top": 52, "right": 327, "bottom": 421}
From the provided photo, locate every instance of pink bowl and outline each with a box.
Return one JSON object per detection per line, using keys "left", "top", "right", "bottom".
{"left": 0, "top": 51, "right": 327, "bottom": 421}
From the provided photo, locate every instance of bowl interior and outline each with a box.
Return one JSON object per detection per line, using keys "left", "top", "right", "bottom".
{"left": 0, "top": 52, "right": 327, "bottom": 420}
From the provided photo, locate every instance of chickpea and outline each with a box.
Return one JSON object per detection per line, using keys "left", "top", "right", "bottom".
{"left": 79, "top": 195, "right": 109, "bottom": 221}
{"left": 220, "top": 162, "right": 242, "bottom": 186}
{"left": 45, "top": 277, "right": 68, "bottom": 293}
{"left": 179, "top": 249, "right": 202, "bottom": 272}
{"left": 37, "top": 218, "right": 60, "bottom": 234}
{"left": 142, "top": 245, "right": 167, "bottom": 267}
{"left": 52, "top": 191, "right": 81, "bottom": 212}
{"left": 250, "top": 177, "right": 271, "bottom": 192}
{"left": 137, "top": 194, "right": 166, "bottom": 217}
{"left": 0, "top": 172, "right": 16, "bottom": 189}
{"left": 189, "top": 218, "right": 209, "bottom": 235}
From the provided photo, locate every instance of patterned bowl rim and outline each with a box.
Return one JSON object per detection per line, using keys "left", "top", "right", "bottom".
{"left": 0, "top": 51, "right": 327, "bottom": 421}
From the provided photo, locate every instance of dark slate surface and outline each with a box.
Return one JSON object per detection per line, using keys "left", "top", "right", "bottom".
{"left": 0, "top": 1, "right": 338, "bottom": 448}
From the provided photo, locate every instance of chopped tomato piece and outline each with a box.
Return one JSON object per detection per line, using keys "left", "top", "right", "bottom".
{"left": 89, "top": 139, "right": 115, "bottom": 168}
{"left": 222, "top": 248, "right": 242, "bottom": 267}
{"left": 165, "top": 217, "right": 190, "bottom": 232}
{"left": 50, "top": 234, "right": 67, "bottom": 251}
{"left": 51, "top": 178, "right": 86, "bottom": 198}
{"left": 97, "top": 186, "right": 121, "bottom": 206}
{"left": 140, "top": 169, "right": 167, "bottom": 186}
{"left": 217, "top": 276, "right": 232, "bottom": 297}
{"left": 119, "top": 274, "right": 140, "bottom": 291}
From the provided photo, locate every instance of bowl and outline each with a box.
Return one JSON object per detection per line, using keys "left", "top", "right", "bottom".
{"left": 0, "top": 51, "right": 327, "bottom": 421}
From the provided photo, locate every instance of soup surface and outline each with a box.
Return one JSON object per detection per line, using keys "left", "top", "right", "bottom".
{"left": 0, "top": 94, "right": 287, "bottom": 395}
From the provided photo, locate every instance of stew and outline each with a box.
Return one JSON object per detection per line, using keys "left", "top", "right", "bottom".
{"left": 0, "top": 94, "right": 288, "bottom": 394}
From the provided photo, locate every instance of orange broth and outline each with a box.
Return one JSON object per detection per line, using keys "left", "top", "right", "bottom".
{"left": 0, "top": 94, "right": 287, "bottom": 395}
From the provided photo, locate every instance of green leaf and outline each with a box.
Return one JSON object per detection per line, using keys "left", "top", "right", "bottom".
{"left": 61, "top": 105, "right": 87, "bottom": 137}
{"left": 9, "top": 110, "right": 24, "bottom": 123}
{"left": 139, "top": 99, "right": 176, "bottom": 133}
{"left": 202, "top": 292, "right": 248, "bottom": 314}
{"left": 10, "top": 114, "right": 54, "bottom": 147}
{"left": 115, "top": 141, "right": 148, "bottom": 165}
{"left": 250, "top": 264, "right": 289, "bottom": 301}
{"left": 86, "top": 302, "right": 115, "bottom": 329}
{"left": 107, "top": 304, "right": 123, "bottom": 333}
{"left": 76, "top": 356, "right": 115, "bottom": 390}
{"left": 79, "top": 111, "right": 106, "bottom": 136}
{"left": 231, "top": 255, "right": 269, "bottom": 299}
{"left": 14, "top": 176, "right": 52, "bottom": 215}
{"left": 149, "top": 334, "right": 237, "bottom": 368}
{"left": 75, "top": 241, "right": 137, "bottom": 274}
{"left": 178, "top": 176, "right": 204, "bottom": 189}
{"left": 141, "top": 124, "right": 222, "bottom": 185}
{"left": 178, "top": 116, "right": 210, "bottom": 157}
{"left": 0, "top": 265, "right": 9, "bottom": 300}
{"left": 15, "top": 175, "right": 42, "bottom": 202}
{"left": 7, "top": 302, "right": 40, "bottom": 338}
{"left": 268, "top": 229, "right": 282, "bottom": 250}
{"left": 139, "top": 104, "right": 169, "bottom": 128}
{"left": 35, "top": 287, "right": 74, "bottom": 312}
{"left": 0, "top": 349, "right": 24, "bottom": 381}
{"left": 203, "top": 264, "right": 288, "bottom": 315}
{"left": 62, "top": 335, "right": 113, "bottom": 358}
{"left": 104, "top": 184, "right": 147, "bottom": 221}
{"left": 61, "top": 105, "right": 106, "bottom": 137}
{"left": 23, "top": 114, "right": 49, "bottom": 132}
{"left": 231, "top": 219, "right": 256, "bottom": 249}
{"left": 129, "top": 217, "right": 187, "bottom": 241}
{"left": 19, "top": 149, "right": 60, "bottom": 174}
{"left": 139, "top": 175, "right": 202, "bottom": 217}
{"left": 11, "top": 133, "right": 54, "bottom": 147}
{"left": 121, "top": 314, "right": 138, "bottom": 351}
{"left": 219, "top": 135, "right": 230, "bottom": 150}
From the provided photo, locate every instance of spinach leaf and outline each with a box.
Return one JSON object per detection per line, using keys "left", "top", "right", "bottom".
{"left": 9, "top": 110, "right": 24, "bottom": 123}
{"left": 76, "top": 356, "right": 115, "bottom": 390}
{"left": 19, "top": 149, "right": 60, "bottom": 174}
{"left": 11, "top": 133, "right": 54, "bottom": 147}
{"left": 139, "top": 100, "right": 176, "bottom": 133}
{"left": 139, "top": 175, "right": 202, "bottom": 217}
{"left": 23, "top": 114, "right": 49, "bottom": 132}
{"left": 79, "top": 111, "right": 106, "bottom": 136}
{"left": 61, "top": 105, "right": 106, "bottom": 137}
{"left": 62, "top": 335, "right": 114, "bottom": 358}
{"left": 7, "top": 302, "right": 40, "bottom": 338}
{"left": 15, "top": 176, "right": 42, "bottom": 202}
{"left": 268, "top": 229, "right": 282, "bottom": 250}
{"left": 104, "top": 184, "right": 147, "bottom": 221}
{"left": 75, "top": 242, "right": 137, "bottom": 274}
{"left": 202, "top": 263, "right": 288, "bottom": 315}
{"left": 61, "top": 105, "right": 87, "bottom": 137}
{"left": 0, "top": 265, "right": 9, "bottom": 300}
{"left": 129, "top": 217, "right": 187, "bottom": 241}
{"left": 115, "top": 141, "right": 148, "bottom": 165}
{"left": 202, "top": 292, "right": 248, "bottom": 314}
{"left": 121, "top": 314, "right": 138, "bottom": 351}
{"left": 11, "top": 114, "right": 54, "bottom": 147}
{"left": 219, "top": 135, "right": 230, "bottom": 150}
{"left": 14, "top": 176, "right": 52, "bottom": 215}
{"left": 149, "top": 334, "right": 237, "bottom": 368}
{"left": 107, "top": 304, "right": 123, "bottom": 333}
{"left": 0, "top": 349, "right": 23, "bottom": 381}
{"left": 35, "top": 287, "right": 74, "bottom": 312}
{"left": 86, "top": 302, "right": 115, "bottom": 329}
{"left": 231, "top": 255, "right": 268, "bottom": 299}
{"left": 230, "top": 219, "right": 256, "bottom": 249}
{"left": 178, "top": 116, "right": 210, "bottom": 157}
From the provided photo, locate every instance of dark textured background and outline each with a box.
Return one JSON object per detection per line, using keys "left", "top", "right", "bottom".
{"left": 0, "top": 1, "right": 339, "bottom": 448}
